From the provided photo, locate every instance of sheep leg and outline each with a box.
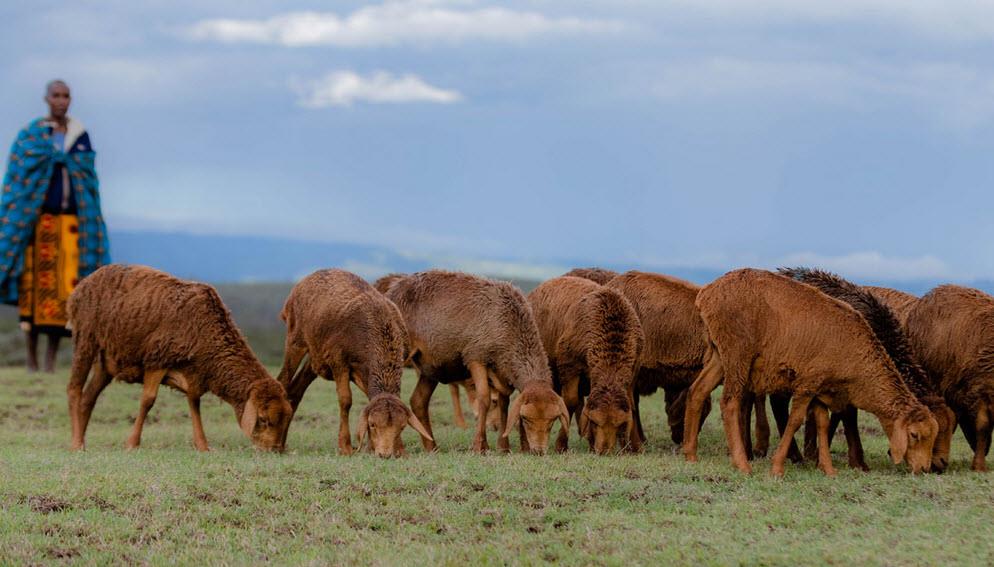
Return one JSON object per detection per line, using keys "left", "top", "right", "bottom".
{"left": 496, "top": 393, "right": 511, "bottom": 453}
{"left": 840, "top": 406, "right": 868, "bottom": 471}
{"left": 188, "top": 395, "right": 210, "bottom": 452}
{"left": 720, "top": 394, "right": 751, "bottom": 474}
{"left": 450, "top": 384, "right": 468, "bottom": 429}
{"left": 971, "top": 403, "right": 991, "bottom": 472}
{"left": 683, "top": 350, "right": 723, "bottom": 462}
{"left": 335, "top": 371, "right": 354, "bottom": 456}
{"left": 125, "top": 369, "right": 167, "bottom": 449}
{"left": 468, "top": 362, "right": 491, "bottom": 454}
{"left": 803, "top": 409, "right": 818, "bottom": 462}
{"left": 78, "top": 361, "right": 112, "bottom": 444}
{"left": 281, "top": 348, "right": 317, "bottom": 412}
{"left": 770, "top": 393, "right": 803, "bottom": 463}
{"left": 813, "top": 402, "right": 837, "bottom": 477}
{"left": 410, "top": 374, "right": 438, "bottom": 452}
{"left": 68, "top": 341, "right": 98, "bottom": 450}
{"left": 752, "top": 395, "right": 770, "bottom": 458}
{"left": 741, "top": 392, "right": 755, "bottom": 460}
{"left": 632, "top": 391, "right": 646, "bottom": 444}
{"left": 556, "top": 377, "right": 580, "bottom": 454}
{"left": 771, "top": 393, "right": 814, "bottom": 478}
{"left": 464, "top": 380, "right": 480, "bottom": 419}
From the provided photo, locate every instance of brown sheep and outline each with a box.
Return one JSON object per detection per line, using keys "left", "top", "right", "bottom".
{"left": 528, "top": 276, "right": 644, "bottom": 454}
{"left": 603, "top": 271, "right": 716, "bottom": 447}
{"left": 66, "top": 264, "right": 292, "bottom": 452}
{"left": 562, "top": 267, "right": 619, "bottom": 285}
{"left": 278, "top": 269, "right": 433, "bottom": 457}
{"left": 683, "top": 269, "right": 938, "bottom": 476}
{"left": 777, "top": 268, "right": 955, "bottom": 472}
{"left": 385, "top": 270, "right": 567, "bottom": 454}
{"left": 904, "top": 285, "right": 994, "bottom": 471}
{"left": 865, "top": 286, "right": 919, "bottom": 325}
{"left": 373, "top": 272, "right": 480, "bottom": 430}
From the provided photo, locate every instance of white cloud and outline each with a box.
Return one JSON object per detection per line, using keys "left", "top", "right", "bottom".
{"left": 186, "top": 1, "right": 624, "bottom": 47}
{"left": 292, "top": 71, "right": 462, "bottom": 107}
{"left": 776, "top": 251, "right": 952, "bottom": 281}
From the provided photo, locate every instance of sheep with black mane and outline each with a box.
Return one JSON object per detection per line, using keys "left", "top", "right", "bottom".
{"left": 775, "top": 267, "right": 954, "bottom": 473}
{"left": 684, "top": 269, "right": 937, "bottom": 476}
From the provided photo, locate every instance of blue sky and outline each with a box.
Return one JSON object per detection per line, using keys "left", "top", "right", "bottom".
{"left": 3, "top": 1, "right": 994, "bottom": 281}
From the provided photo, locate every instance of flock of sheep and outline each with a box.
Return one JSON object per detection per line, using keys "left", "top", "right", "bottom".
{"left": 61, "top": 263, "right": 994, "bottom": 477}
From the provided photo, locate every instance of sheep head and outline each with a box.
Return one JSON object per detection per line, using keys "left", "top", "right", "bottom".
{"left": 356, "top": 393, "right": 433, "bottom": 458}
{"left": 239, "top": 380, "right": 292, "bottom": 453}
{"left": 886, "top": 406, "right": 939, "bottom": 474}
{"left": 502, "top": 382, "right": 569, "bottom": 455}
{"left": 578, "top": 390, "right": 632, "bottom": 455}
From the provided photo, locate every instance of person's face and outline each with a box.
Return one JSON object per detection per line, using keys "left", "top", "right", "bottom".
{"left": 45, "top": 84, "right": 70, "bottom": 119}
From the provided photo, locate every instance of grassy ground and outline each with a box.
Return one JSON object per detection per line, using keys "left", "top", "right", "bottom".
{"left": 1, "top": 367, "right": 992, "bottom": 565}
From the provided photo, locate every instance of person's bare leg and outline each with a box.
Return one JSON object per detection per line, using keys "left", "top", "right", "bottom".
{"left": 25, "top": 329, "right": 39, "bottom": 373}
{"left": 44, "top": 333, "right": 61, "bottom": 373}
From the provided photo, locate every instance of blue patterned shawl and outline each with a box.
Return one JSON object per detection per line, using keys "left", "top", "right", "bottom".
{"left": 0, "top": 117, "right": 110, "bottom": 305}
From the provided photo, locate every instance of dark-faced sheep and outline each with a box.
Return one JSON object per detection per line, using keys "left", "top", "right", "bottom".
{"left": 562, "top": 267, "right": 619, "bottom": 285}
{"left": 904, "top": 285, "right": 994, "bottom": 471}
{"left": 385, "top": 270, "right": 567, "bottom": 454}
{"left": 66, "top": 265, "right": 293, "bottom": 452}
{"left": 528, "top": 276, "right": 644, "bottom": 454}
{"left": 279, "top": 269, "right": 433, "bottom": 457}
{"left": 777, "top": 268, "right": 955, "bottom": 472}
{"left": 684, "top": 269, "right": 938, "bottom": 476}
{"left": 603, "top": 271, "right": 717, "bottom": 448}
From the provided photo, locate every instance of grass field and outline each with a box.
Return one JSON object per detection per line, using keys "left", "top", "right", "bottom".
{"left": 2, "top": 367, "right": 993, "bottom": 565}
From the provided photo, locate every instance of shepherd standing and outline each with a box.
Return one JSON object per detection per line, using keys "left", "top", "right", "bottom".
{"left": 0, "top": 80, "right": 110, "bottom": 372}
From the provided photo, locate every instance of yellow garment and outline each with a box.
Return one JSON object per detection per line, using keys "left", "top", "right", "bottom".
{"left": 18, "top": 213, "right": 79, "bottom": 334}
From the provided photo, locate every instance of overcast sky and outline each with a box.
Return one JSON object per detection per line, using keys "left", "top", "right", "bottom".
{"left": 3, "top": 1, "right": 994, "bottom": 281}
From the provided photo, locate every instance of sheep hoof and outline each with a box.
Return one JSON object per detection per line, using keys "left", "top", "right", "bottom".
{"left": 339, "top": 445, "right": 354, "bottom": 456}
{"left": 770, "top": 465, "right": 785, "bottom": 478}
{"left": 685, "top": 453, "right": 698, "bottom": 463}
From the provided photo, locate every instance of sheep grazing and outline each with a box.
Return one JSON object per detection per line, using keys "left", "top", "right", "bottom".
{"left": 684, "top": 269, "right": 938, "bottom": 476}
{"left": 66, "top": 265, "right": 292, "bottom": 452}
{"left": 778, "top": 267, "right": 955, "bottom": 472}
{"left": 562, "top": 267, "right": 619, "bottom": 285}
{"left": 904, "top": 285, "right": 994, "bottom": 471}
{"left": 528, "top": 276, "right": 644, "bottom": 454}
{"left": 603, "top": 271, "right": 714, "bottom": 447}
{"left": 374, "top": 272, "right": 478, "bottom": 429}
{"left": 865, "top": 286, "right": 919, "bottom": 325}
{"left": 385, "top": 270, "right": 567, "bottom": 454}
{"left": 278, "top": 269, "right": 433, "bottom": 457}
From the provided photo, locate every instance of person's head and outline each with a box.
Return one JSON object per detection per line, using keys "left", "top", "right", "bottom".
{"left": 45, "top": 80, "right": 70, "bottom": 120}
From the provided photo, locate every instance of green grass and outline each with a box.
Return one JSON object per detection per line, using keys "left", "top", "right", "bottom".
{"left": 1, "top": 367, "right": 992, "bottom": 565}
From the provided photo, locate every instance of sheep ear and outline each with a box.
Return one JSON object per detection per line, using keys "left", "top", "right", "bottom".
{"left": 407, "top": 408, "right": 433, "bottom": 442}
{"left": 356, "top": 410, "right": 368, "bottom": 452}
{"left": 578, "top": 407, "right": 590, "bottom": 437}
{"left": 240, "top": 397, "right": 257, "bottom": 439}
{"left": 503, "top": 394, "right": 524, "bottom": 438}
{"left": 890, "top": 416, "right": 909, "bottom": 464}
{"left": 557, "top": 396, "right": 570, "bottom": 432}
